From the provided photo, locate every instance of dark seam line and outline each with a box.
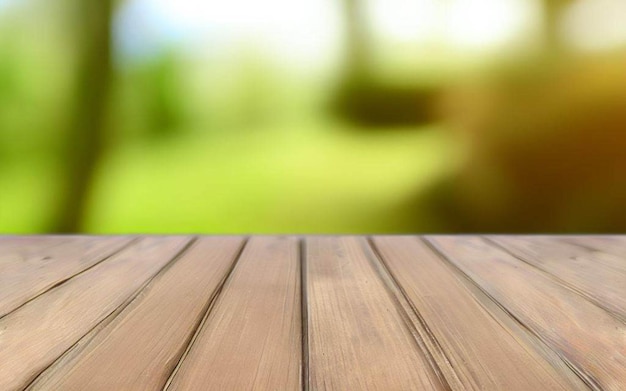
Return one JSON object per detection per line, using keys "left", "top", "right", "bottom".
{"left": 420, "top": 237, "right": 593, "bottom": 391}
{"left": 423, "top": 236, "right": 602, "bottom": 391}
{"left": 0, "top": 236, "right": 141, "bottom": 322}
{"left": 554, "top": 236, "right": 626, "bottom": 267}
{"left": 22, "top": 235, "right": 199, "bottom": 391}
{"left": 483, "top": 236, "right": 626, "bottom": 324}
{"left": 162, "top": 236, "right": 250, "bottom": 391}
{"left": 363, "top": 237, "right": 454, "bottom": 391}
{"left": 299, "top": 238, "right": 310, "bottom": 391}
{"left": 555, "top": 236, "right": 626, "bottom": 265}
{"left": 555, "top": 237, "right": 606, "bottom": 252}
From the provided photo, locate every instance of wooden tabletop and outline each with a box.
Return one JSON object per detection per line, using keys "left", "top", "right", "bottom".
{"left": 1, "top": 236, "right": 625, "bottom": 390}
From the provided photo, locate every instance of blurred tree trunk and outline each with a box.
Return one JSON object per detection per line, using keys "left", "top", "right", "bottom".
{"left": 51, "top": 0, "right": 114, "bottom": 232}
{"left": 333, "top": 0, "right": 439, "bottom": 126}
{"left": 542, "top": 0, "right": 571, "bottom": 52}
{"left": 340, "top": 0, "right": 372, "bottom": 82}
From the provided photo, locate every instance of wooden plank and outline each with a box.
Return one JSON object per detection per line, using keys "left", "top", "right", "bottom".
{"left": 28, "top": 237, "right": 245, "bottom": 391}
{"left": 428, "top": 236, "right": 626, "bottom": 391}
{"left": 372, "top": 236, "right": 587, "bottom": 391}
{"left": 0, "top": 236, "right": 72, "bottom": 253}
{"left": 305, "top": 237, "right": 446, "bottom": 390}
{"left": 490, "top": 235, "right": 626, "bottom": 321}
{"left": 0, "top": 237, "right": 83, "bottom": 275}
{"left": 559, "top": 236, "right": 626, "bottom": 277}
{"left": 0, "top": 236, "right": 133, "bottom": 317}
{"left": 166, "top": 236, "right": 301, "bottom": 391}
{"left": 0, "top": 236, "right": 191, "bottom": 391}
{"left": 560, "top": 235, "right": 626, "bottom": 260}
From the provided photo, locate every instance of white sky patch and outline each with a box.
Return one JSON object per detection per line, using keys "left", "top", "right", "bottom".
{"left": 561, "top": 0, "right": 626, "bottom": 52}
{"left": 0, "top": 0, "right": 18, "bottom": 13}
{"left": 115, "top": 0, "right": 535, "bottom": 66}
{"left": 366, "top": 0, "right": 440, "bottom": 43}
{"left": 443, "top": 0, "right": 530, "bottom": 49}
{"left": 115, "top": 0, "right": 343, "bottom": 69}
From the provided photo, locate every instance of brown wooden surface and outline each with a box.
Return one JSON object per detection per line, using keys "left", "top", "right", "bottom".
{"left": 372, "top": 236, "right": 586, "bottom": 391}
{"left": 0, "top": 236, "right": 191, "bottom": 390}
{"left": 0, "top": 236, "right": 132, "bottom": 317}
{"left": 166, "top": 236, "right": 302, "bottom": 390}
{"left": 1, "top": 235, "right": 625, "bottom": 390}
{"left": 489, "top": 236, "right": 626, "bottom": 322}
{"left": 306, "top": 237, "right": 445, "bottom": 390}
{"left": 428, "top": 236, "right": 626, "bottom": 391}
{"left": 28, "top": 237, "right": 244, "bottom": 391}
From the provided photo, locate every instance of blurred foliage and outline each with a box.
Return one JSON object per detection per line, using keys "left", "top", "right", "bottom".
{"left": 422, "top": 53, "right": 626, "bottom": 232}
{"left": 132, "top": 51, "right": 189, "bottom": 138}
{"left": 1, "top": 0, "right": 626, "bottom": 233}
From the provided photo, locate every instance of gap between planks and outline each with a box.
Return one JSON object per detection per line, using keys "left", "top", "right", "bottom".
{"left": 305, "top": 237, "right": 448, "bottom": 390}
{"left": 426, "top": 235, "right": 620, "bottom": 390}
{"left": 370, "top": 237, "right": 589, "bottom": 391}
{"left": 299, "top": 238, "right": 310, "bottom": 391}
{"left": 365, "top": 238, "right": 458, "bottom": 390}
{"left": 23, "top": 237, "right": 200, "bottom": 391}
{"left": 484, "top": 236, "right": 626, "bottom": 324}
{"left": 161, "top": 237, "right": 249, "bottom": 391}
{"left": 423, "top": 237, "right": 598, "bottom": 390}
{"left": 0, "top": 237, "right": 138, "bottom": 320}
{"left": 164, "top": 237, "right": 302, "bottom": 390}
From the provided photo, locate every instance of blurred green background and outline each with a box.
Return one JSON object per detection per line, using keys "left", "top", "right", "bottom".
{"left": 1, "top": 0, "right": 625, "bottom": 234}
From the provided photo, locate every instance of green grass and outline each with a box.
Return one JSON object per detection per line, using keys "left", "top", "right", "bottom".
{"left": 0, "top": 159, "right": 63, "bottom": 233}
{"left": 82, "top": 121, "right": 459, "bottom": 233}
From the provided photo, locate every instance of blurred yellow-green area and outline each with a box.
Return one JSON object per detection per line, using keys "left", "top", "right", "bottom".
{"left": 1, "top": 0, "right": 626, "bottom": 234}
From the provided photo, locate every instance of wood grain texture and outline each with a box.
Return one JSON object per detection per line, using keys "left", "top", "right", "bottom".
{"left": 0, "top": 236, "right": 87, "bottom": 251}
{"left": 0, "top": 236, "right": 191, "bottom": 391}
{"left": 28, "top": 237, "right": 245, "bottom": 391}
{"left": 559, "top": 235, "right": 626, "bottom": 258}
{"left": 0, "top": 237, "right": 84, "bottom": 276}
{"left": 2, "top": 235, "right": 626, "bottom": 390}
{"left": 372, "top": 236, "right": 586, "bottom": 391}
{"left": 428, "top": 236, "right": 626, "bottom": 391}
{"left": 0, "top": 236, "right": 72, "bottom": 253}
{"left": 166, "top": 236, "right": 301, "bottom": 391}
{"left": 305, "top": 236, "right": 445, "bottom": 391}
{"left": 0, "top": 236, "right": 132, "bottom": 318}
{"left": 490, "top": 235, "right": 626, "bottom": 321}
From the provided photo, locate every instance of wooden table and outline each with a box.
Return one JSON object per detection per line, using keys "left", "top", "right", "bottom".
{"left": 1, "top": 236, "right": 624, "bottom": 390}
